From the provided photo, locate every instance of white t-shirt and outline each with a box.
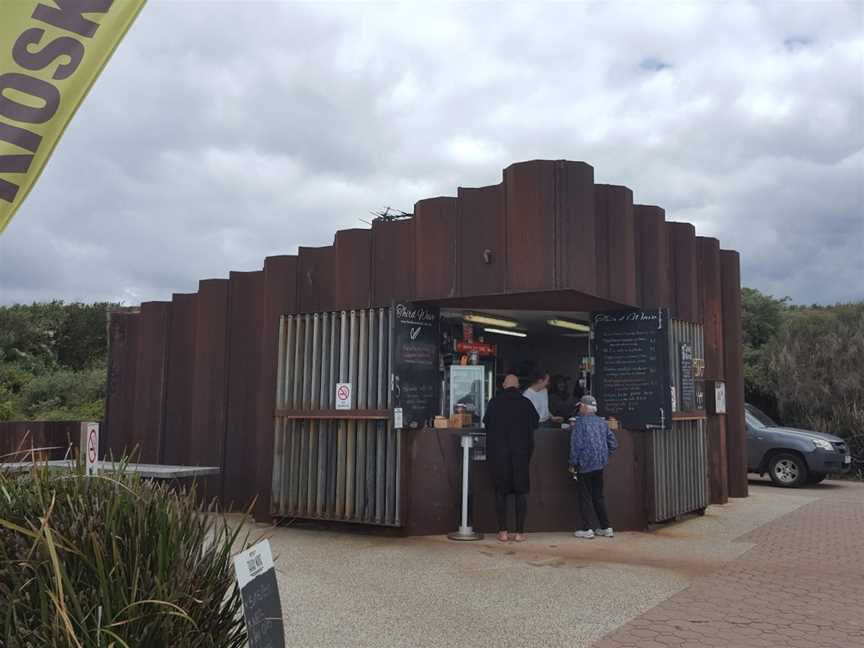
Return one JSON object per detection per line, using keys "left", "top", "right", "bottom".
{"left": 523, "top": 387, "right": 551, "bottom": 422}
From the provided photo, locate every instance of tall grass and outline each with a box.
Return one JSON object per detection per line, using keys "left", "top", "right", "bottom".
{"left": 0, "top": 462, "right": 250, "bottom": 647}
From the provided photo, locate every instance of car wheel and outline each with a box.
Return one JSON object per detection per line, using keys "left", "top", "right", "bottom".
{"left": 806, "top": 472, "right": 827, "bottom": 485}
{"left": 768, "top": 453, "right": 808, "bottom": 487}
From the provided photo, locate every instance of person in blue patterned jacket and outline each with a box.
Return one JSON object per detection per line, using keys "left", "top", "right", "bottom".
{"left": 569, "top": 394, "right": 619, "bottom": 539}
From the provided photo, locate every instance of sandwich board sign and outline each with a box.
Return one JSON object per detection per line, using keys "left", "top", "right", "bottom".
{"left": 233, "top": 539, "right": 284, "bottom": 648}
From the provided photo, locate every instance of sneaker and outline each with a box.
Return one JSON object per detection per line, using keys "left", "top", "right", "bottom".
{"left": 574, "top": 529, "right": 595, "bottom": 539}
{"left": 595, "top": 527, "right": 614, "bottom": 538}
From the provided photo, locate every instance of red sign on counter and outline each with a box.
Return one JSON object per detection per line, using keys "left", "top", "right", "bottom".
{"left": 455, "top": 341, "right": 497, "bottom": 356}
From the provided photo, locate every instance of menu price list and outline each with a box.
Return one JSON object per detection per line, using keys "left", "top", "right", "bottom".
{"left": 593, "top": 309, "right": 671, "bottom": 429}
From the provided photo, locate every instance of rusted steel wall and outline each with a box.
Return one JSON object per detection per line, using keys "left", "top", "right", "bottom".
{"left": 334, "top": 230, "right": 372, "bottom": 311}
{"left": 0, "top": 421, "right": 82, "bottom": 461}
{"left": 162, "top": 293, "right": 198, "bottom": 465}
{"left": 189, "top": 279, "right": 230, "bottom": 469}
{"left": 595, "top": 184, "right": 637, "bottom": 306}
{"left": 668, "top": 222, "right": 699, "bottom": 322}
{"left": 128, "top": 301, "right": 170, "bottom": 463}
{"left": 222, "top": 271, "right": 266, "bottom": 508}
{"left": 698, "top": 237, "right": 728, "bottom": 504}
{"left": 721, "top": 250, "right": 748, "bottom": 498}
{"left": 414, "top": 197, "right": 458, "bottom": 300}
{"left": 457, "top": 184, "right": 505, "bottom": 296}
{"left": 298, "top": 246, "right": 336, "bottom": 314}
{"left": 633, "top": 205, "right": 671, "bottom": 309}
{"left": 372, "top": 218, "right": 415, "bottom": 305}
{"left": 102, "top": 158, "right": 747, "bottom": 522}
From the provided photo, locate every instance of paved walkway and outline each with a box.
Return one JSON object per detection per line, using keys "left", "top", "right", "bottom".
{"left": 593, "top": 478, "right": 864, "bottom": 648}
{"left": 256, "top": 478, "right": 863, "bottom": 647}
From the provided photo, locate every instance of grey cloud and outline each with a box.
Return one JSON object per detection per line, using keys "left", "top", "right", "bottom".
{"left": 1, "top": 0, "right": 862, "bottom": 307}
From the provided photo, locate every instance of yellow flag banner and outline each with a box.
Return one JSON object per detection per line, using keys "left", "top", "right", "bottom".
{"left": 0, "top": 0, "right": 146, "bottom": 234}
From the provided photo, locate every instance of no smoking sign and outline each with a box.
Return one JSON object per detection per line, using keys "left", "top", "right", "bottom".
{"left": 335, "top": 383, "right": 352, "bottom": 410}
{"left": 80, "top": 422, "right": 99, "bottom": 476}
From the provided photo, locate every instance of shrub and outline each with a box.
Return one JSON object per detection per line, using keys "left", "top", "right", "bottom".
{"left": 0, "top": 464, "right": 250, "bottom": 647}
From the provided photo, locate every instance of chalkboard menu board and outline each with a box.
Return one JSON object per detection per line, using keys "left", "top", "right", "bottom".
{"left": 592, "top": 309, "right": 672, "bottom": 429}
{"left": 391, "top": 302, "right": 440, "bottom": 428}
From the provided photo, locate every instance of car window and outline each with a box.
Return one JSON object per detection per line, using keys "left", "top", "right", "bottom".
{"left": 745, "top": 411, "right": 767, "bottom": 430}
{"left": 745, "top": 405, "right": 777, "bottom": 427}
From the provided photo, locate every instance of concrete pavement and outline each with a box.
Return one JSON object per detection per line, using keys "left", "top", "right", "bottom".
{"left": 248, "top": 477, "right": 863, "bottom": 647}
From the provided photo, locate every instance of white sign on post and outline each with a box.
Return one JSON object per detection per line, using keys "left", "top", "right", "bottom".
{"left": 233, "top": 540, "right": 284, "bottom": 648}
{"left": 80, "top": 422, "right": 99, "bottom": 476}
{"left": 335, "top": 382, "right": 352, "bottom": 410}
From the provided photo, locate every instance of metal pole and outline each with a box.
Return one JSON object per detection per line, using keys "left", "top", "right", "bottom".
{"left": 448, "top": 433, "right": 483, "bottom": 541}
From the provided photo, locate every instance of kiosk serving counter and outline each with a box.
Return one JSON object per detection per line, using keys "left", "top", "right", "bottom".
{"left": 270, "top": 302, "right": 709, "bottom": 535}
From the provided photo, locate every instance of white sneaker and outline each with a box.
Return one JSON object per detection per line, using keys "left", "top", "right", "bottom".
{"left": 574, "top": 529, "right": 595, "bottom": 539}
{"left": 595, "top": 527, "right": 614, "bottom": 538}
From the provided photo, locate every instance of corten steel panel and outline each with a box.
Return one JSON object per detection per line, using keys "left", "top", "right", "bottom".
{"left": 504, "top": 160, "right": 557, "bottom": 292}
{"left": 413, "top": 197, "right": 458, "bottom": 300}
{"left": 371, "top": 218, "right": 415, "bottom": 306}
{"left": 224, "top": 271, "right": 266, "bottom": 508}
{"left": 404, "top": 427, "right": 648, "bottom": 535}
{"left": 697, "top": 237, "right": 725, "bottom": 380}
{"left": 188, "top": 279, "right": 230, "bottom": 470}
{"left": 162, "top": 293, "right": 198, "bottom": 466}
{"left": 0, "top": 421, "right": 79, "bottom": 461}
{"left": 129, "top": 302, "right": 170, "bottom": 463}
{"left": 298, "top": 246, "right": 336, "bottom": 314}
{"left": 104, "top": 311, "right": 138, "bottom": 458}
{"left": 457, "top": 184, "right": 506, "bottom": 296}
{"left": 633, "top": 205, "right": 672, "bottom": 309}
{"left": 434, "top": 289, "right": 629, "bottom": 313}
{"left": 334, "top": 230, "right": 372, "bottom": 310}
{"left": 707, "top": 416, "right": 729, "bottom": 504}
{"left": 254, "top": 255, "right": 298, "bottom": 521}
{"left": 471, "top": 427, "right": 647, "bottom": 533}
{"left": 668, "top": 222, "right": 699, "bottom": 322}
{"left": 721, "top": 250, "right": 748, "bottom": 498}
{"left": 557, "top": 161, "right": 598, "bottom": 295}
{"left": 595, "top": 184, "right": 637, "bottom": 305}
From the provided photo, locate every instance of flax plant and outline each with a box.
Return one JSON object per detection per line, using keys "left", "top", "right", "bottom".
{"left": 0, "top": 461, "right": 250, "bottom": 647}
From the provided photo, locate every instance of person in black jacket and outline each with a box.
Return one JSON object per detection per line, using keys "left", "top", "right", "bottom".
{"left": 482, "top": 374, "right": 541, "bottom": 542}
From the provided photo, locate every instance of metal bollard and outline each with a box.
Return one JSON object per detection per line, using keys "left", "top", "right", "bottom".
{"left": 447, "top": 433, "right": 483, "bottom": 541}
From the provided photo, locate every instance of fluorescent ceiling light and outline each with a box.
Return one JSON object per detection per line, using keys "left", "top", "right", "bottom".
{"left": 484, "top": 327, "right": 527, "bottom": 338}
{"left": 464, "top": 313, "right": 518, "bottom": 328}
{"left": 547, "top": 318, "right": 590, "bottom": 333}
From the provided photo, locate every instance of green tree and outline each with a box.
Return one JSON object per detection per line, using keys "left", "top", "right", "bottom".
{"left": 741, "top": 288, "right": 789, "bottom": 413}
{"left": 761, "top": 302, "right": 864, "bottom": 471}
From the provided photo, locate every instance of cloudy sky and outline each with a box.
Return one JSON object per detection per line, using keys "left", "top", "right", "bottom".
{"left": 0, "top": 0, "right": 862, "bottom": 306}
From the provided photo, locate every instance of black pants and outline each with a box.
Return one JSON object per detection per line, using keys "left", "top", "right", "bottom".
{"left": 495, "top": 491, "right": 528, "bottom": 533}
{"left": 576, "top": 469, "right": 610, "bottom": 530}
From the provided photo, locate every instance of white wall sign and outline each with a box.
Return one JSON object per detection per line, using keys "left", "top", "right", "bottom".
{"left": 335, "top": 383, "right": 352, "bottom": 410}
{"left": 393, "top": 407, "right": 403, "bottom": 429}
{"left": 80, "top": 422, "right": 99, "bottom": 476}
{"left": 714, "top": 382, "right": 727, "bottom": 414}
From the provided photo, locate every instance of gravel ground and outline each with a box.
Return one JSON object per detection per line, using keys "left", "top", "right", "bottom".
{"left": 245, "top": 483, "right": 815, "bottom": 648}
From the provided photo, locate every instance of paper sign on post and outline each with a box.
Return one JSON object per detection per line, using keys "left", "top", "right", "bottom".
{"left": 233, "top": 540, "right": 284, "bottom": 648}
{"left": 335, "top": 383, "right": 352, "bottom": 410}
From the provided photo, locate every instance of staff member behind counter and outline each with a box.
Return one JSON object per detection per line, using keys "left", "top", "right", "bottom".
{"left": 522, "top": 371, "right": 564, "bottom": 425}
